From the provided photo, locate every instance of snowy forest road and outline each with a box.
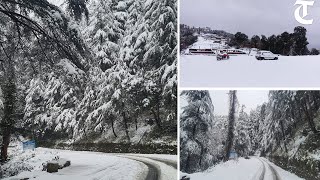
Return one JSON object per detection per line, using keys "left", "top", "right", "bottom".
{"left": 117, "top": 154, "right": 177, "bottom": 180}
{"left": 260, "top": 158, "right": 281, "bottom": 180}
{"left": 181, "top": 157, "right": 303, "bottom": 180}
{"left": 2, "top": 148, "right": 177, "bottom": 180}
{"left": 255, "top": 158, "right": 266, "bottom": 180}
{"left": 119, "top": 156, "right": 158, "bottom": 180}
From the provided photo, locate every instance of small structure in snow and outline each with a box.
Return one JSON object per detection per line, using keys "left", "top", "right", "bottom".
{"left": 229, "top": 150, "right": 238, "bottom": 160}
{"left": 22, "top": 140, "right": 36, "bottom": 151}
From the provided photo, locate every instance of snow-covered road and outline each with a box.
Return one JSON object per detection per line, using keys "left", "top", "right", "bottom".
{"left": 118, "top": 154, "right": 177, "bottom": 180}
{"left": 255, "top": 157, "right": 282, "bottom": 180}
{"left": 180, "top": 54, "right": 320, "bottom": 88}
{"left": 181, "top": 157, "right": 303, "bottom": 180}
{"left": 2, "top": 148, "right": 177, "bottom": 180}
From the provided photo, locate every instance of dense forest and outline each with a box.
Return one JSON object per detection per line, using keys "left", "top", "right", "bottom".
{"left": 180, "top": 24, "right": 320, "bottom": 56}
{"left": 0, "top": 0, "right": 177, "bottom": 163}
{"left": 180, "top": 90, "right": 320, "bottom": 179}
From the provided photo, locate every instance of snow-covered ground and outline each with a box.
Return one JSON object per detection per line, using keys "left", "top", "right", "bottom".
{"left": 181, "top": 36, "right": 320, "bottom": 88}
{"left": 181, "top": 54, "right": 320, "bottom": 87}
{"left": 181, "top": 157, "right": 304, "bottom": 180}
{"left": 2, "top": 147, "right": 177, "bottom": 180}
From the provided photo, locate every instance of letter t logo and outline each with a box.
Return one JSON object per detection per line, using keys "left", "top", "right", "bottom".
{"left": 294, "top": 0, "right": 314, "bottom": 25}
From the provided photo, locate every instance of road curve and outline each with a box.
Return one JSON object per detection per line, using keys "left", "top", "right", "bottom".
{"left": 120, "top": 156, "right": 159, "bottom": 180}
{"left": 125, "top": 155, "right": 177, "bottom": 169}
{"left": 117, "top": 154, "right": 177, "bottom": 180}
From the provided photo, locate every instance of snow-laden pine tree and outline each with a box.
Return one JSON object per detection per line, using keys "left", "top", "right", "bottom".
{"left": 224, "top": 90, "right": 237, "bottom": 161}
{"left": 180, "top": 90, "right": 215, "bottom": 173}
{"left": 141, "top": 0, "right": 177, "bottom": 126}
{"left": 234, "top": 105, "right": 251, "bottom": 157}
{"left": 248, "top": 91, "right": 320, "bottom": 156}
{"left": 248, "top": 104, "right": 267, "bottom": 153}
{"left": 84, "top": 0, "right": 122, "bottom": 70}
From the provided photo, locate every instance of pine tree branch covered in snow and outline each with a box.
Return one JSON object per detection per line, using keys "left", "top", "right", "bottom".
{"left": 0, "top": 0, "right": 177, "bottom": 161}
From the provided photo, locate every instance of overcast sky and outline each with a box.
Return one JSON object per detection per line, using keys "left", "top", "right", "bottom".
{"left": 210, "top": 90, "right": 269, "bottom": 115}
{"left": 181, "top": 0, "right": 320, "bottom": 48}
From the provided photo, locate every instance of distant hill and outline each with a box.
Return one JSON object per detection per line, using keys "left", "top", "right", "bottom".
{"left": 180, "top": 24, "right": 234, "bottom": 39}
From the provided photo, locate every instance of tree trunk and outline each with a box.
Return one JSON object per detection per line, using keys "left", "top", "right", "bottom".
{"left": 0, "top": 59, "right": 16, "bottom": 162}
{"left": 185, "top": 154, "right": 190, "bottom": 173}
{"left": 302, "top": 99, "right": 319, "bottom": 134}
{"left": 122, "top": 110, "right": 130, "bottom": 142}
{"left": 1, "top": 127, "right": 10, "bottom": 162}
{"left": 151, "top": 93, "right": 162, "bottom": 129}
{"left": 111, "top": 118, "right": 117, "bottom": 137}
{"left": 135, "top": 118, "right": 138, "bottom": 131}
{"left": 156, "top": 101, "right": 161, "bottom": 127}
{"left": 280, "top": 120, "right": 288, "bottom": 153}
{"left": 151, "top": 109, "right": 161, "bottom": 129}
{"left": 194, "top": 138, "right": 204, "bottom": 169}
{"left": 224, "top": 90, "right": 237, "bottom": 162}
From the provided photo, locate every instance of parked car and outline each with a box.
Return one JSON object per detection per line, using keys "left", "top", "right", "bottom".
{"left": 255, "top": 51, "right": 278, "bottom": 60}
{"left": 217, "top": 51, "right": 230, "bottom": 61}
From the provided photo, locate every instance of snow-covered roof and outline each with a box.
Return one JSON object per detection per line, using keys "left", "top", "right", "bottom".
{"left": 190, "top": 37, "right": 228, "bottom": 49}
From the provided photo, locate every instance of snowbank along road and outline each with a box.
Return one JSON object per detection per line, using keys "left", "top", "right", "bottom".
{"left": 2, "top": 148, "right": 177, "bottom": 180}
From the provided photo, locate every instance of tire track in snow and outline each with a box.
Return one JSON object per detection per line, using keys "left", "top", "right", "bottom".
{"left": 255, "top": 158, "right": 266, "bottom": 180}
{"left": 125, "top": 155, "right": 177, "bottom": 169}
{"left": 260, "top": 158, "right": 281, "bottom": 180}
{"left": 266, "top": 161, "right": 281, "bottom": 180}
{"left": 118, "top": 156, "right": 159, "bottom": 180}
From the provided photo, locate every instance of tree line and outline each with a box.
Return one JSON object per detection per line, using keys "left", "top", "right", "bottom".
{"left": 180, "top": 24, "right": 198, "bottom": 51}
{"left": 230, "top": 26, "right": 319, "bottom": 55}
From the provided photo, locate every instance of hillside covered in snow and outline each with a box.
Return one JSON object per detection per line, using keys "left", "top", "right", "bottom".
{"left": 0, "top": 0, "right": 177, "bottom": 163}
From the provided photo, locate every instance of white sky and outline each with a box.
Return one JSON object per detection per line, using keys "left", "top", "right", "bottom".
{"left": 180, "top": 90, "right": 269, "bottom": 116}
{"left": 181, "top": 0, "right": 320, "bottom": 49}
{"left": 210, "top": 90, "right": 269, "bottom": 115}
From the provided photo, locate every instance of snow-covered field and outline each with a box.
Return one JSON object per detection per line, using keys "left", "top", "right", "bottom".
{"left": 180, "top": 54, "right": 320, "bottom": 87}
{"left": 181, "top": 36, "right": 320, "bottom": 88}
{"left": 181, "top": 157, "right": 304, "bottom": 180}
{"left": 2, "top": 147, "right": 177, "bottom": 180}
